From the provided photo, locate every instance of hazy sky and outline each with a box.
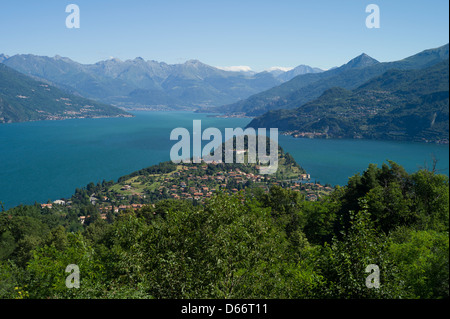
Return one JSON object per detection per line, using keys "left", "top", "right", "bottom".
{"left": 0, "top": 0, "right": 448, "bottom": 71}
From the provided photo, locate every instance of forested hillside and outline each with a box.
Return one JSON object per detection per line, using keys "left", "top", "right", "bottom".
{"left": 0, "top": 64, "right": 131, "bottom": 124}
{"left": 248, "top": 59, "right": 449, "bottom": 143}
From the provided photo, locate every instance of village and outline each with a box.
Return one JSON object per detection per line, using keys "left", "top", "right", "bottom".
{"left": 40, "top": 161, "right": 334, "bottom": 224}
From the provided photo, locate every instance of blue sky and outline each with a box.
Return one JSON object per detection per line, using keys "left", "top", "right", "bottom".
{"left": 0, "top": 0, "right": 448, "bottom": 71}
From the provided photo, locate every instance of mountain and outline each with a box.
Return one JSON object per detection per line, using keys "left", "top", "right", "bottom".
{"left": 337, "top": 53, "right": 380, "bottom": 71}
{"left": 1, "top": 55, "right": 286, "bottom": 110}
{"left": 1, "top": 54, "right": 325, "bottom": 111}
{"left": 247, "top": 59, "right": 449, "bottom": 143}
{"left": 276, "top": 64, "right": 324, "bottom": 81}
{"left": 0, "top": 54, "right": 8, "bottom": 63}
{"left": 217, "top": 44, "right": 449, "bottom": 116}
{"left": 0, "top": 63, "right": 131, "bottom": 124}
{"left": 2, "top": 54, "right": 143, "bottom": 101}
{"left": 265, "top": 67, "right": 289, "bottom": 77}
{"left": 258, "top": 65, "right": 324, "bottom": 82}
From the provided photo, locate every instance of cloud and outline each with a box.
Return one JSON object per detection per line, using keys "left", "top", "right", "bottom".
{"left": 265, "top": 66, "right": 294, "bottom": 72}
{"left": 216, "top": 66, "right": 253, "bottom": 72}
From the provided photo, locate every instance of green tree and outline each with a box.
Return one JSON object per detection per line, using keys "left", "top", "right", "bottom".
{"left": 388, "top": 228, "right": 449, "bottom": 298}
{"left": 0, "top": 260, "right": 31, "bottom": 299}
{"left": 303, "top": 199, "right": 337, "bottom": 245}
{"left": 364, "top": 181, "right": 415, "bottom": 233}
{"left": 260, "top": 186, "right": 306, "bottom": 238}
{"left": 132, "top": 192, "right": 307, "bottom": 299}
{"left": 0, "top": 214, "right": 49, "bottom": 267}
{"left": 317, "top": 200, "right": 403, "bottom": 298}
{"left": 411, "top": 169, "right": 449, "bottom": 231}
{"left": 26, "top": 232, "right": 106, "bottom": 299}
{"left": 0, "top": 231, "right": 16, "bottom": 260}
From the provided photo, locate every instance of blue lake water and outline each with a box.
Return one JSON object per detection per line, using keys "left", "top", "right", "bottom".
{"left": 0, "top": 111, "right": 448, "bottom": 209}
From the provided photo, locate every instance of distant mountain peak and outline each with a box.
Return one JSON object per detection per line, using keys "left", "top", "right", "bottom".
{"left": 53, "top": 54, "right": 68, "bottom": 60}
{"left": 342, "top": 53, "right": 379, "bottom": 70}
{"left": 0, "top": 54, "right": 9, "bottom": 63}
{"left": 275, "top": 64, "right": 324, "bottom": 81}
{"left": 53, "top": 55, "right": 74, "bottom": 63}
{"left": 108, "top": 57, "right": 122, "bottom": 62}
{"left": 184, "top": 59, "right": 206, "bottom": 67}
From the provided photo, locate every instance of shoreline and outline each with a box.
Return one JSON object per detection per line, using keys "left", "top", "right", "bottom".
{"left": 280, "top": 131, "right": 450, "bottom": 145}
{"left": 1, "top": 112, "right": 448, "bottom": 209}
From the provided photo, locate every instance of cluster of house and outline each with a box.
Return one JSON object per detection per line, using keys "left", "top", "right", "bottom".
{"left": 147, "top": 166, "right": 321, "bottom": 202}
{"left": 103, "top": 163, "right": 324, "bottom": 205}
{"left": 40, "top": 199, "right": 67, "bottom": 209}
{"left": 160, "top": 167, "right": 273, "bottom": 201}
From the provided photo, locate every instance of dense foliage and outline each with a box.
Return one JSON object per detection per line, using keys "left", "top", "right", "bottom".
{"left": 0, "top": 161, "right": 448, "bottom": 299}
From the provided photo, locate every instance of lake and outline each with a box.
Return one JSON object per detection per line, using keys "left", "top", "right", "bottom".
{"left": 0, "top": 111, "right": 448, "bottom": 209}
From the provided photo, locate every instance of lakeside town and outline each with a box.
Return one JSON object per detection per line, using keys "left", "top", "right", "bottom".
{"left": 39, "top": 160, "right": 334, "bottom": 224}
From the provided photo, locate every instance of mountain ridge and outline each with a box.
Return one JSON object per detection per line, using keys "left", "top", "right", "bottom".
{"left": 247, "top": 59, "right": 449, "bottom": 143}
{"left": 1, "top": 55, "right": 322, "bottom": 111}
{"left": 216, "top": 44, "right": 449, "bottom": 116}
{"left": 0, "top": 63, "right": 131, "bottom": 124}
